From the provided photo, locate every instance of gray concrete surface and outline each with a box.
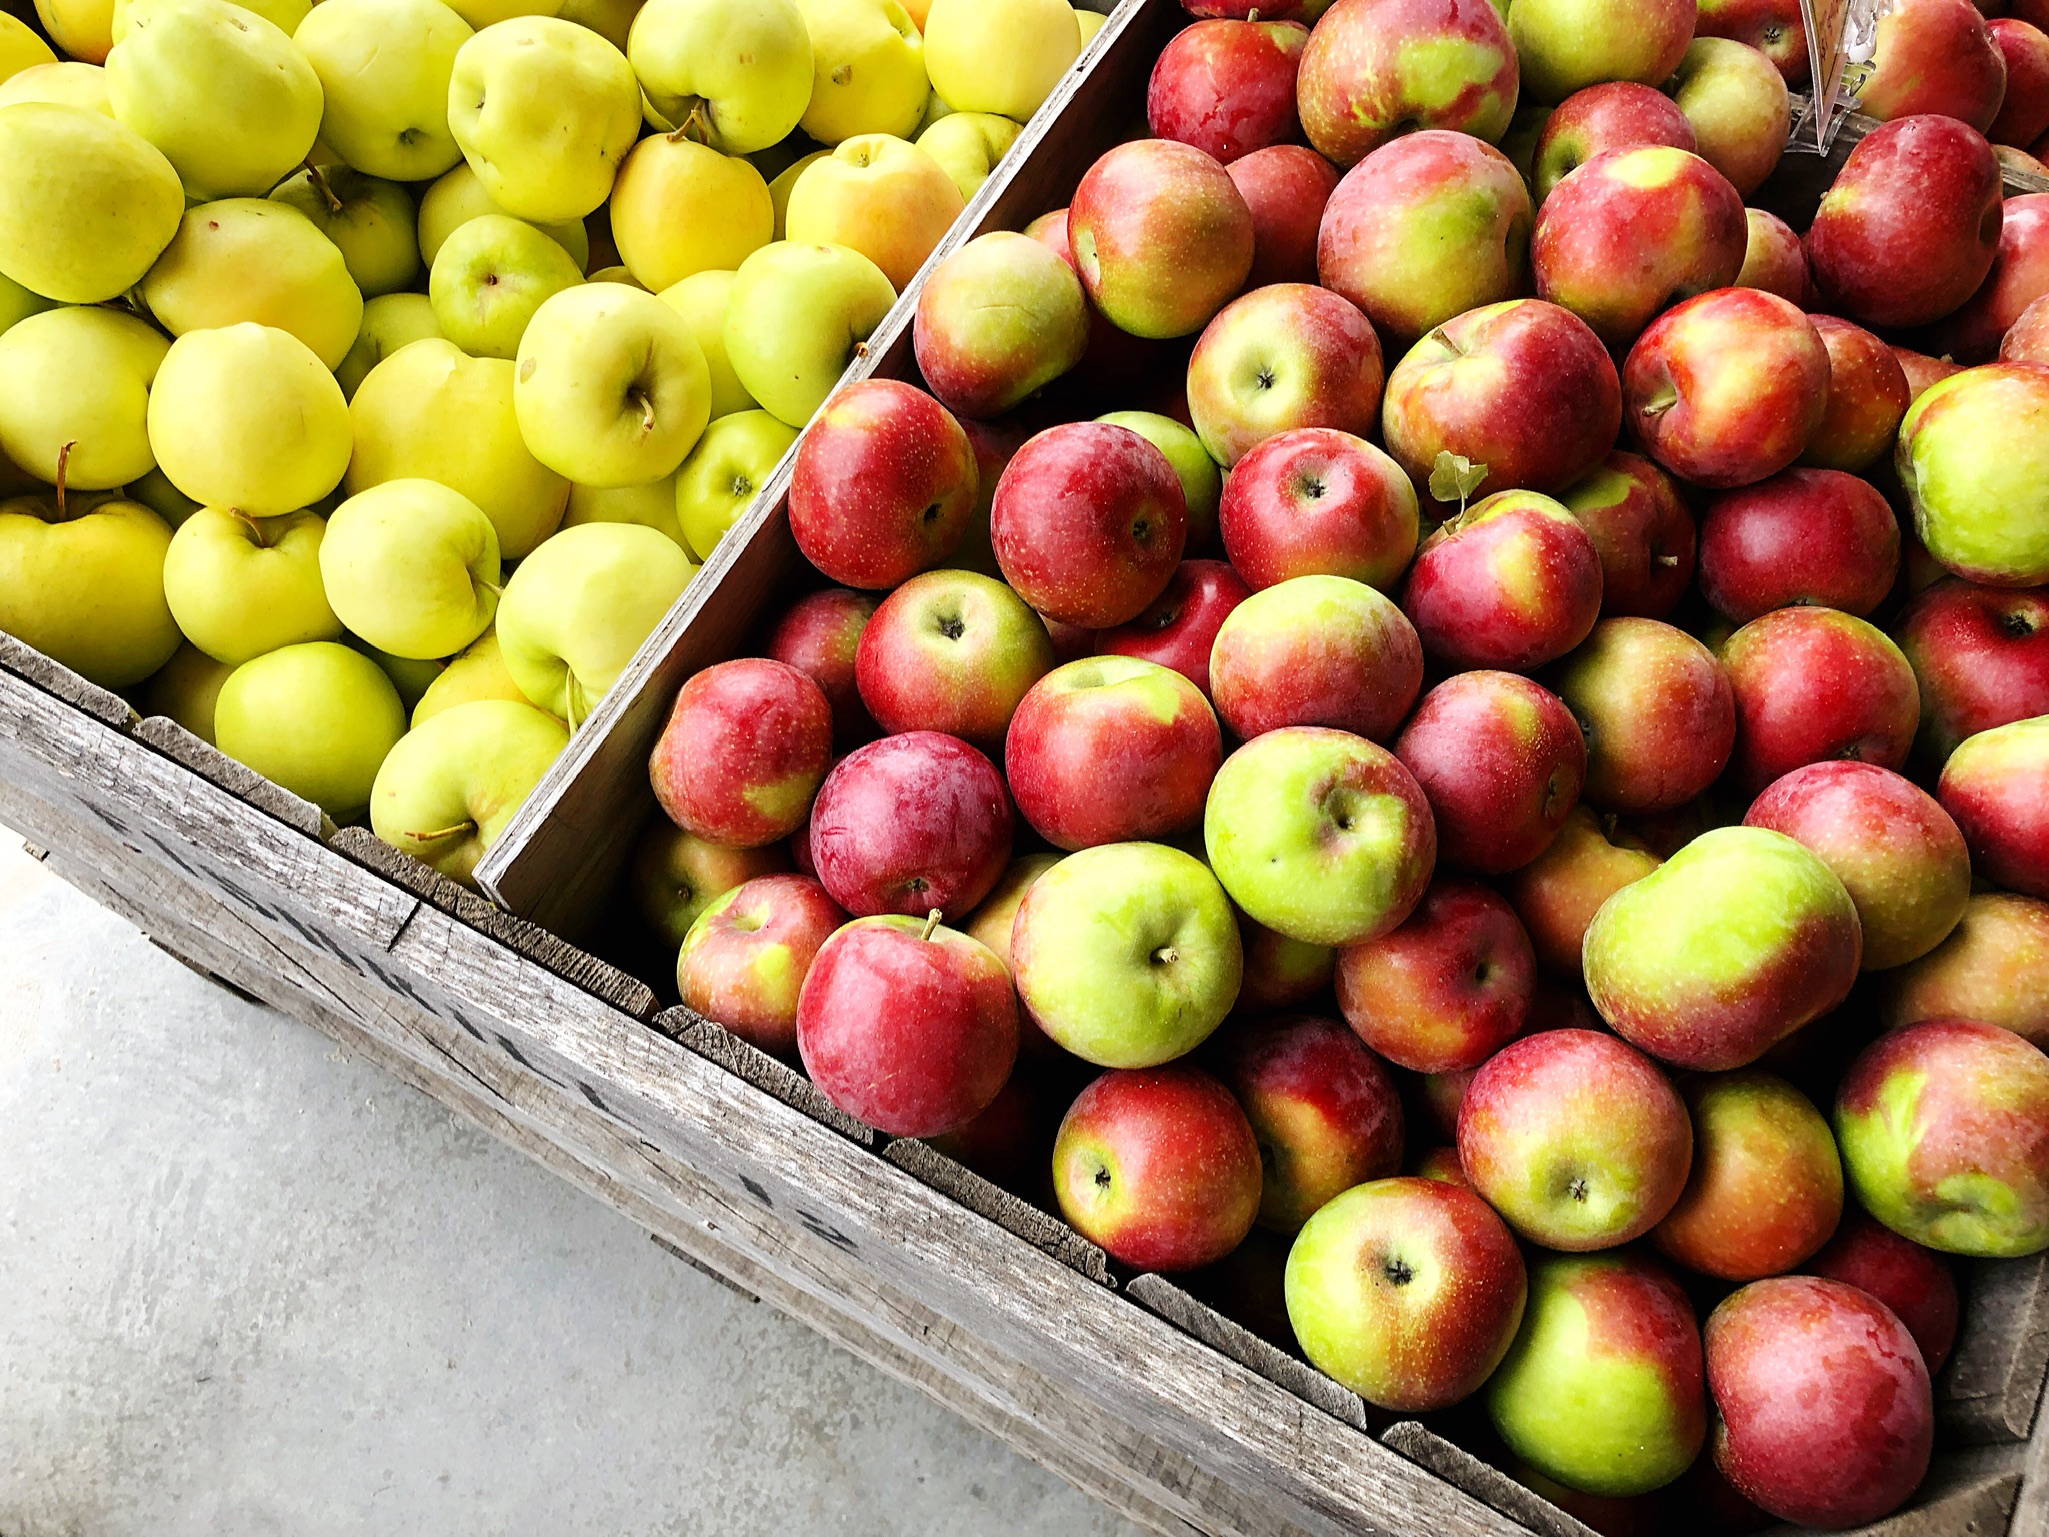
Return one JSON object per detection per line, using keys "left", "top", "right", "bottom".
{"left": 0, "top": 832, "right": 1142, "bottom": 1537}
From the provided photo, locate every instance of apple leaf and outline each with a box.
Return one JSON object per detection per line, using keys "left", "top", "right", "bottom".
{"left": 1429, "top": 450, "right": 1489, "bottom": 512}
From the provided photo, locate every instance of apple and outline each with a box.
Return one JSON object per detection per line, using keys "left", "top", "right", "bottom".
{"left": 1858, "top": 0, "right": 2007, "bottom": 130}
{"left": 726, "top": 241, "right": 898, "bottom": 428}
{"left": 792, "top": 0, "right": 926, "bottom": 145}
{"left": 269, "top": 167, "right": 420, "bottom": 303}
{"left": 214, "top": 641, "right": 407, "bottom": 819}
{"left": 1735, "top": 207, "right": 1807, "bottom": 302}
{"left": 1506, "top": 805, "right": 1659, "bottom": 974}
{"left": 1459, "top": 1027, "right": 1691, "bottom": 1248}
{"left": 677, "top": 873, "right": 846, "bottom": 1056}
{"left": 0, "top": 103, "right": 182, "bottom": 306}
{"left": 1185, "top": 284, "right": 1382, "bottom": 467}
{"left": 1664, "top": 38, "right": 1790, "bottom": 198}
{"left": 915, "top": 111, "right": 1023, "bottom": 201}
{"left": 1296, "top": 0, "right": 1517, "bottom": 167}
{"left": 366, "top": 697, "right": 567, "bottom": 883}
{"left": 1722, "top": 606, "right": 1921, "bottom": 793}
{"left": 159, "top": 507, "right": 337, "bottom": 666}
{"left": 1897, "top": 364, "right": 2049, "bottom": 587}
{"left": 921, "top": 0, "right": 1080, "bottom": 122}
{"left": 1585, "top": 826, "right": 1862, "bottom": 1070}
{"left": 657, "top": 269, "right": 755, "bottom": 420}
{"left": 1623, "top": 287, "right": 1828, "bottom": 489}
{"left": 1706, "top": 1277, "right": 1934, "bottom": 1528}
{"left": 319, "top": 479, "right": 500, "bottom": 661}
{"left": 1096, "top": 411, "right": 1222, "bottom": 550}
{"left": 1380, "top": 299, "right": 1623, "bottom": 505}
{"left": 1895, "top": 578, "right": 2049, "bottom": 763}
{"left": 785, "top": 133, "right": 965, "bottom": 292}
{"left": 1887, "top": 892, "right": 2049, "bottom": 1045}
{"left": 1236, "top": 915, "right": 1337, "bottom": 1011}
{"left": 1991, "top": 19, "right": 2049, "bottom": 148}
{"left": 1068, "top": 138, "right": 1255, "bottom": 340}
{"left": 1508, "top": 0, "right": 1695, "bottom": 104}
{"left": 0, "top": 306, "right": 167, "bottom": 492}
{"left": 1805, "top": 1213, "right": 1960, "bottom": 1373}
{"left": 1698, "top": 469, "right": 1899, "bottom": 623}
{"left": 959, "top": 851, "right": 1060, "bottom": 981}
{"left": 766, "top": 589, "right": 878, "bottom": 747}
{"left": 1393, "top": 671, "right": 1586, "bottom": 874}
{"left": 1285, "top": 1176, "right": 1527, "bottom": 1409}
{"left": 417, "top": 161, "right": 591, "bottom": 273}
{"left": 144, "top": 643, "right": 231, "bottom": 742}
{"left": 1005, "top": 657, "right": 1222, "bottom": 850}
{"left": 411, "top": 629, "right": 534, "bottom": 724}
{"left": 1227, "top": 143, "right": 1340, "bottom": 287}
{"left": 1894, "top": 344, "right": 1966, "bottom": 405}
{"left": 1548, "top": 618, "right": 1734, "bottom": 815}
{"left": 1146, "top": 18, "right": 1308, "bottom": 165}
{"left": 1401, "top": 490, "right": 1604, "bottom": 672}
{"left": 853, "top": 569, "right": 1053, "bottom": 748}
{"left": 990, "top": 422, "right": 1186, "bottom": 627}
{"left": 1096, "top": 559, "right": 1249, "bottom": 696}
{"left": 913, "top": 231, "right": 1092, "bottom": 420}
{"left": 798, "top": 912, "right": 1018, "bottom": 1137}
{"left": 1053, "top": 1064, "right": 1261, "bottom": 1271}
{"left": 1558, "top": 452, "right": 1695, "bottom": 619}
{"left": 1318, "top": 131, "right": 1531, "bottom": 345}
{"left": 627, "top": 0, "right": 812, "bottom": 155}
{"left": 0, "top": 11, "right": 55, "bottom": 80}
{"left": 673, "top": 409, "right": 800, "bottom": 560}
{"left": 2008, "top": 292, "right": 2049, "bottom": 364}
{"left": 1204, "top": 726, "right": 1436, "bottom": 946}
{"left": 295, "top": 0, "right": 471, "bottom": 182}
{"left": 808, "top": 730, "right": 1012, "bottom": 918}
{"left": 1696, "top": 0, "right": 1807, "bottom": 82}
{"left": 1944, "top": 195, "right": 2049, "bottom": 366}
{"left": 1412, "top": 1147, "right": 1469, "bottom": 1188}
{"left": 629, "top": 823, "right": 791, "bottom": 951}
{"left": 1218, "top": 430, "right": 1416, "bottom": 598}
{"left": 562, "top": 474, "right": 687, "bottom": 549}
{"left": 607, "top": 135, "right": 772, "bottom": 297}
{"left": 650, "top": 657, "right": 834, "bottom": 847}
{"left": 0, "top": 495, "right": 179, "bottom": 689}
{"left": 1940, "top": 715, "right": 2049, "bottom": 896}
{"left": 1487, "top": 1252, "right": 1706, "bottom": 1497}
{"left": 1806, "top": 115, "right": 2003, "bottom": 330}
{"left": 1209, "top": 574, "right": 1424, "bottom": 742}
{"left": 1531, "top": 82, "right": 1696, "bottom": 205}
{"left": 1801, "top": 315, "right": 1912, "bottom": 472}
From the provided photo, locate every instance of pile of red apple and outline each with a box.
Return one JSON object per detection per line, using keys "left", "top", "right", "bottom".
{"left": 634, "top": 0, "right": 2049, "bottom": 1526}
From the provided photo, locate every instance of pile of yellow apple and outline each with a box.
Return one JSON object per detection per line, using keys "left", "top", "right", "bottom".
{"left": 0, "top": 0, "right": 1094, "bottom": 882}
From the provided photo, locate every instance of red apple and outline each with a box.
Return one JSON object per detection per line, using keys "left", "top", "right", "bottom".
{"left": 913, "top": 232, "right": 1091, "bottom": 421}
{"left": 651, "top": 658, "right": 834, "bottom": 848}
{"left": 1940, "top": 714, "right": 2049, "bottom": 895}
{"left": 925, "top": 1074, "right": 1041, "bottom": 1189}
{"left": 1550, "top": 618, "right": 1737, "bottom": 814}
{"left": 766, "top": 588, "right": 879, "bottom": 746}
{"left": 1944, "top": 192, "right": 2049, "bottom": 362}
{"left": 1018, "top": 212, "right": 1162, "bottom": 402}
{"left": 1531, "top": 82, "right": 1697, "bottom": 205}
{"left": 1886, "top": 891, "right": 2049, "bottom": 1046}
{"left": 797, "top": 913, "right": 1018, "bottom": 1136}
{"left": 1623, "top": 287, "right": 1829, "bottom": 489}
{"left": 1237, "top": 913, "right": 1338, "bottom": 1009}
{"left": 1005, "top": 655, "right": 1223, "bottom": 850}
{"left": 1218, "top": 427, "right": 1419, "bottom": 592}
{"left": 1506, "top": 805, "right": 1662, "bottom": 974}
{"left": 1052, "top": 1064, "right": 1262, "bottom": 1270}
{"left": 1858, "top": 0, "right": 2008, "bottom": 130}
{"left": 990, "top": 422, "right": 1187, "bottom": 627}
{"left": 1209, "top": 573, "right": 1424, "bottom": 740}
{"left": 1069, "top": 139, "right": 1256, "bottom": 340}
{"left": 1801, "top": 315, "right": 1913, "bottom": 472}
{"left": 1698, "top": 468, "right": 1901, "bottom": 622}
{"left": 1806, "top": 115, "right": 2004, "bottom": 330}
{"left": 1393, "top": 670, "right": 1588, "bottom": 874}
{"left": 1895, "top": 577, "right": 2049, "bottom": 761}
{"left": 631, "top": 824, "right": 791, "bottom": 951}
{"left": 1295, "top": 0, "right": 1518, "bottom": 169}
{"left": 960, "top": 851, "right": 1060, "bottom": 979}
{"left": 1558, "top": 451, "right": 1697, "bottom": 619}
{"left": 1184, "top": 283, "right": 1384, "bottom": 466}
{"left": 1147, "top": 18, "right": 1309, "bottom": 165}
{"left": 1337, "top": 876, "right": 1535, "bottom": 1072}
{"left": 677, "top": 873, "right": 846, "bottom": 1056}
{"left": 1413, "top": 1145, "right": 1472, "bottom": 1188}
{"left": 853, "top": 569, "right": 1053, "bottom": 749}
{"left": 1532, "top": 146, "right": 1748, "bottom": 349}
{"left": 1992, "top": 19, "right": 2049, "bottom": 147}
{"left": 2004, "top": 291, "right": 2049, "bottom": 363}
{"left": 1894, "top": 342, "right": 1967, "bottom": 403}
{"left": 807, "top": 731, "right": 1013, "bottom": 918}
{"left": 1804, "top": 1213, "right": 1961, "bottom": 1373}
{"left": 1180, "top": 0, "right": 1315, "bottom": 14}
{"left": 1212, "top": 1013, "right": 1404, "bottom": 1230}
{"left": 1096, "top": 558, "right": 1250, "bottom": 696}
{"left": 787, "top": 380, "right": 979, "bottom": 588}
{"left": 1227, "top": 144, "right": 1342, "bottom": 287}
{"left": 1696, "top": 0, "right": 1809, "bottom": 84}
{"left": 1401, "top": 489, "right": 1604, "bottom": 672}
{"left": 1735, "top": 207, "right": 1808, "bottom": 302}
{"left": 1705, "top": 1277, "right": 1934, "bottom": 1528}
{"left": 1722, "top": 606, "right": 1922, "bottom": 793}
{"left": 1418, "top": 1067, "right": 1476, "bottom": 1140}
{"left": 1665, "top": 37, "right": 1793, "bottom": 199}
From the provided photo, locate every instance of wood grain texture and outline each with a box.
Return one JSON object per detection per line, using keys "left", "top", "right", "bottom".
{"left": 883, "top": 1139, "right": 1113, "bottom": 1286}
{"left": 1945, "top": 1255, "right": 2049, "bottom": 1445}
{"left": 1379, "top": 1424, "right": 1601, "bottom": 1537}
{"left": 0, "top": 628, "right": 138, "bottom": 729}
{"left": 133, "top": 717, "right": 331, "bottom": 839}
{"left": 652, "top": 1006, "right": 878, "bottom": 1148}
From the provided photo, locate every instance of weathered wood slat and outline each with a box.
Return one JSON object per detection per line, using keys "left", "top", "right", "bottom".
{"left": 1379, "top": 1423, "right": 1602, "bottom": 1537}
{"left": 0, "top": 627, "right": 138, "bottom": 728}
{"left": 652, "top": 1006, "right": 878, "bottom": 1147}
{"left": 134, "top": 716, "right": 331, "bottom": 838}
{"left": 1945, "top": 1255, "right": 2049, "bottom": 1444}
{"left": 882, "top": 1138, "right": 1113, "bottom": 1286}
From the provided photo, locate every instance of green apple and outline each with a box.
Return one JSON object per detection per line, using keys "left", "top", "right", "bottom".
{"left": 609, "top": 135, "right": 772, "bottom": 293}
{"left": 784, "top": 132, "right": 967, "bottom": 291}
{"left": 0, "top": 60, "right": 113, "bottom": 114}
{"left": 214, "top": 639, "right": 407, "bottom": 818}
{"left": 447, "top": 16, "right": 640, "bottom": 221}
{"left": 106, "top": 0, "right": 322, "bottom": 199}
{"left": 494, "top": 520, "right": 695, "bottom": 724}
{"left": 144, "top": 640, "right": 234, "bottom": 741}
{"left": 768, "top": 147, "right": 828, "bottom": 236}
{"left": 631, "top": 822, "right": 791, "bottom": 948}
{"left": 915, "top": 110, "right": 1022, "bottom": 201}
{"left": 916, "top": 83, "right": 953, "bottom": 133}
{"left": 657, "top": 268, "right": 757, "bottom": 419}
{"left": 1097, "top": 409, "right": 1221, "bottom": 546}
{"left": 270, "top": 167, "right": 421, "bottom": 298}
{"left": 0, "top": 306, "right": 169, "bottom": 491}
{"left": 346, "top": 336, "right": 568, "bottom": 557}
{"left": 0, "top": 10, "right": 57, "bottom": 79}
{"left": 417, "top": 160, "right": 590, "bottom": 271}
{"left": 335, "top": 292, "right": 441, "bottom": 399}
{"left": 795, "top": 0, "right": 926, "bottom": 144}
{"left": 512, "top": 282, "right": 711, "bottom": 486}
{"left": 140, "top": 198, "right": 365, "bottom": 371}
{"left": 351, "top": 637, "right": 445, "bottom": 709}
{"left": 293, "top": 0, "right": 472, "bottom": 182}
{"left": 410, "top": 626, "right": 533, "bottom": 723}
{"left": 627, "top": 0, "right": 813, "bottom": 154}
{"left": 162, "top": 505, "right": 341, "bottom": 663}
{"left": 0, "top": 494, "right": 180, "bottom": 686}
{"left": 725, "top": 240, "right": 895, "bottom": 426}
{"left": 1009, "top": 841, "right": 1242, "bottom": 1066}
{"left": 428, "top": 212, "right": 583, "bottom": 359}
{"left": 124, "top": 464, "right": 198, "bottom": 527}
{"left": 321, "top": 478, "right": 501, "bottom": 659}
{"left": 0, "top": 102, "right": 184, "bottom": 304}
{"left": 562, "top": 473, "right": 685, "bottom": 546}
{"left": 921, "top": 0, "right": 1077, "bottom": 122}
{"left": 0, "top": 271, "right": 54, "bottom": 339}
{"left": 369, "top": 698, "right": 569, "bottom": 881}
{"left": 147, "top": 323, "right": 352, "bottom": 515}
{"left": 675, "top": 408, "right": 799, "bottom": 558}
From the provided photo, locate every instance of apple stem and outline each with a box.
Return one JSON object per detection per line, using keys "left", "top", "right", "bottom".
{"left": 672, "top": 96, "right": 714, "bottom": 146}
{"left": 920, "top": 908, "right": 943, "bottom": 941}
{"left": 1654, "top": 553, "right": 1680, "bottom": 567}
{"left": 409, "top": 820, "right": 475, "bottom": 842}
{"left": 53, "top": 439, "right": 74, "bottom": 521}
{"left": 304, "top": 159, "right": 344, "bottom": 216}
{"left": 629, "top": 387, "right": 657, "bottom": 435}
{"left": 1152, "top": 945, "right": 1178, "bottom": 966}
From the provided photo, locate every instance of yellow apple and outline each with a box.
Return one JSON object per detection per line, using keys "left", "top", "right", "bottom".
{"left": 1074, "top": 5, "right": 1104, "bottom": 44}
{"left": 214, "top": 639, "right": 407, "bottom": 818}
{"left": 162, "top": 505, "right": 341, "bottom": 664}
{"left": 0, "top": 306, "right": 168, "bottom": 490}
{"left": 335, "top": 292, "right": 441, "bottom": 399}
{"left": 916, "top": 110, "right": 1021, "bottom": 200}
{"left": 0, "top": 60, "right": 109, "bottom": 114}
{"left": 785, "top": 132, "right": 964, "bottom": 289}
{"left": 417, "top": 160, "right": 590, "bottom": 271}
{"left": 922, "top": 0, "right": 1076, "bottom": 121}
{"left": 916, "top": 84, "right": 953, "bottom": 132}
{"left": 674, "top": 407, "right": 798, "bottom": 558}
{"left": 610, "top": 134, "right": 773, "bottom": 291}
{"left": 442, "top": 0, "right": 561, "bottom": 27}
{"left": 144, "top": 640, "right": 234, "bottom": 741}
{"left": 352, "top": 638, "right": 444, "bottom": 709}
{"left": 0, "top": 494, "right": 180, "bottom": 686}
{"left": 0, "top": 272, "right": 54, "bottom": 338}
{"left": 369, "top": 697, "right": 569, "bottom": 882}
{"left": 295, "top": 0, "right": 472, "bottom": 182}
{"left": 32, "top": 0, "right": 115, "bottom": 63}
{"left": 557, "top": 0, "right": 638, "bottom": 47}
{"left": 429, "top": 212, "right": 584, "bottom": 359}
{"left": 563, "top": 474, "right": 686, "bottom": 545}
{"left": 321, "top": 477, "right": 501, "bottom": 658}
{"left": 796, "top": 0, "right": 927, "bottom": 144}
{"left": 0, "top": 102, "right": 183, "bottom": 304}
{"left": 270, "top": 167, "right": 422, "bottom": 298}
{"left": 0, "top": 11, "right": 57, "bottom": 81}
{"left": 410, "top": 626, "right": 533, "bottom": 723}
{"left": 125, "top": 464, "right": 198, "bottom": 527}
{"left": 628, "top": 0, "right": 813, "bottom": 153}
{"left": 724, "top": 240, "right": 895, "bottom": 425}
{"left": 656, "top": 269, "right": 758, "bottom": 419}
{"left": 769, "top": 147, "right": 828, "bottom": 237}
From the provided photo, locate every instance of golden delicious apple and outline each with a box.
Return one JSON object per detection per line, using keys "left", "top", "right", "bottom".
{"left": 674, "top": 408, "right": 799, "bottom": 558}
{"left": 768, "top": 148, "right": 828, "bottom": 237}
{"left": 0, "top": 306, "right": 169, "bottom": 490}
{"left": 0, "top": 272, "right": 54, "bottom": 337}
{"left": 916, "top": 85, "right": 954, "bottom": 133}
{"left": 428, "top": 213, "right": 584, "bottom": 360}
{"left": 346, "top": 336, "right": 568, "bottom": 556}
{"left": 0, "top": 494, "right": 180, "bottom": 686}
{"left": 922, "top": 0, "right": 1077, "bottom": 121}
{"left": 796, "top": 0, "right": 927, "bottom": 144}
{"left": 30, "top": 0, "right": 112, "bottom": 64}
{"left": 1074, "top": 5, "right": 1104, "bottom": 44}
{"left": 586, "top": 264, "right": 647, "bottom": 288}
{"left": 106, "top": 0, "right": 323, "bottom": 199}
{"left": 125, "top": 465, "right": 198, "bottom": 527}
{"left": 785, "top": 132, "right": 964, "bottom": 290}
{"left": 162, "top": 505, "right": 342, "bottom": 664}
{"left": 610, "top": 135, "right": 773, "bottom": 292}
{"left": 0, "top": 102, "right": 183, "bottom": 303}
{"left": 321, "top": 478, "right": 501, "bottom": 659}
{"left": 144, "top": 640, "right": 234, "bottom": 741}
{"left": 558, "top": 0, "right": 637, "bottom": 46}
{"left": 656, "top": 270, "right": 757, "bottom": 419}
{"left": 916, "top": 110, "right": 1021, "bottom": 200}
{"left": 336, "top": 292, "right": 441, "bottom": 399}
{"left": 513, "top": 282, "right": 711, "bottom": 486}
{"left": 214, "top": 640, "right": 407, "bottom": 818}
{"left": 352, "top": 639, "right": 444, "bottom": 708}
{"left": 140, "top": 198, "right": 365, "bottom": 371}
{"left": 147, "top": 323, "right": 352, "bottom": 515}
{"left": 417, "top": 160, "right": 591, "bottom": 271}
{"left": 270, "top": 167, "right": 421, "bottom": 298}
{"left": 369, "top": 698, "right": 569, "bottom": 882}
{"left": 447, "top": 16, "right": 640, "bottom": 221}
{"left": 0, "top": 11, "right": 57, "bottom": 81}
{"left": 628, "top": 0, "right": 813, "bottom": 153}
{"left": 295, "top": 0, "right": 472, "bottom": 182}
{"left": 563, "top": 474, "right": 686, "bottom": 545}
{"left": 724, "top": 240, "right": 895, "bottom": 426}
{"left": 410, "top": 627, "right": 532, "bottom": 723}
{"left": 0, "top": 60, "right": 109, "bottom": 114}
{"left": 442, "top": 0, "right": 562, "bottom": 26}
{"left": 495, "top": 521, "right": 695, "bottom": 723}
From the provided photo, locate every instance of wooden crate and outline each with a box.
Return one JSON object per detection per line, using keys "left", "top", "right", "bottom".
{"left": 3, "top": 0, "right": 2048, "bottom": 1530}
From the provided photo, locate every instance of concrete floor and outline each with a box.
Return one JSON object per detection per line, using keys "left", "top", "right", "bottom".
{"left": 0, "top": 832, "right": 1142, "bottom": 1537}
